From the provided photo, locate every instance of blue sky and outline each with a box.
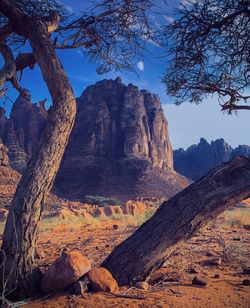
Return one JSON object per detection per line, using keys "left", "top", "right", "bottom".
{"left": 0, "top": 0, "right": 249, "bottom": 149}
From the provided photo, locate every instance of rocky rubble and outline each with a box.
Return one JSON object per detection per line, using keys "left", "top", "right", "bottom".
{"left": 41, "top": 250, "right": 118, "bottom": 294}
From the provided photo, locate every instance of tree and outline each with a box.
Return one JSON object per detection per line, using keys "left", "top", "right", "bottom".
{"left": 102, "top": 156, "right": 250, "bottom": 285}
{"left": 0, "top": 0, "right": 155, "bottom": 298}
{"left": 162, "top": 0, "right": 250, "bottom": 113}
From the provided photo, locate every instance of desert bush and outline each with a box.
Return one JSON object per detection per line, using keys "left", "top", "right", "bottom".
{"left": 222, "top": 209, "right": 250, "bottom": 229}
{"left": 83, "top": 195, "right": 123, "bottom": 206}
{"left": 212, "top": 232, "right": 248, "bottom": 268}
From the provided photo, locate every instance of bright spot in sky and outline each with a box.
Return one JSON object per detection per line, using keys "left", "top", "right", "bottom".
{"left": 137, "top": 61, "right": 144, "bottom": 71}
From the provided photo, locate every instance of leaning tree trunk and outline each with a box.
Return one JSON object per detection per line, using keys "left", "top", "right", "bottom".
{"left": 0, "top": 19, "right": 76, "bottom": 296}
{"left": 102, "top": 156, "right": 250, "bottom": 285}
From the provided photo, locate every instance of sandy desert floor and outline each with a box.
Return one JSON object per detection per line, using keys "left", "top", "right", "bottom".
{"left": 7, "top": 199, "right": 248, "bottom": 308}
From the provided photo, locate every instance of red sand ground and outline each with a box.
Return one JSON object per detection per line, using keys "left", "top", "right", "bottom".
{"left": 18, "top": 200, "right": 250, "bottom": 307}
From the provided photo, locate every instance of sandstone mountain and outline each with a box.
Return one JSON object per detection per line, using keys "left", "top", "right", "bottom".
{"left": 0, "top": 90, "right": 48, "bottom": 172}
{"left": 55, "top": 78, "right": 188, "bottom": 200}
{"left": 0, "top": 78, "right": 188, "bottom": 201}
{"left": 174, "top": 138, "right": 250, "bottom": 180}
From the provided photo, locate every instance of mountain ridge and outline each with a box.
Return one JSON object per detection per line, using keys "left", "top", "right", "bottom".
{"left": 174, "top": 138, "right": 250, "bottom": 180}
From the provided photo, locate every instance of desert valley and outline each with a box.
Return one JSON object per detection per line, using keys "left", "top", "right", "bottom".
{"left": 0, "top": 0, "right": 249, "bottom": 307}
{"left": 0, "top": 79, "right": 249, "bottom": 307}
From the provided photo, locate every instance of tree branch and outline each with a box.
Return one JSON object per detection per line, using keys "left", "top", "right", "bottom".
{"left": 15, "top": 53, "right": 36, "bottom": 71}
{"left": 221, "top": 104, "right": 250, "bottom": 112}
{"left": 0, "top": 24, "right": 13, "bottom": 43}
{"left": 0, "top": 0, "right": 27, "bottom": 36}
{"left": 0, "top": 43, "right": 16, "bottom": 96}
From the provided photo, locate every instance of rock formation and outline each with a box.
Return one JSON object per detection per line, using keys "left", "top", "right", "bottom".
{"left": 0, "top": 90, "right": 48, "bottom": 172}
{"left": 54, "top": 78, "right": 188, "bottom": 200}
{"left": 0, "top": 141, "right": 9, "bottom": 166}
{"left": 174, "top": 138, "right": 250, "bottom": 180}
{"left": 0, "top": 141, "right": 21, "bottom": 207}
{"left": 0, "top": 78, "right": 189, "bottom": 201}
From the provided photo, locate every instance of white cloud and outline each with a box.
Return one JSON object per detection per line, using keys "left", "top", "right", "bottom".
{"left": 137, "top": 61, "right": 144, "bottom": 71}
{"left": 164, "top": 15, "right": 175, "bottom": 23}
{"left": 64, "top": 4, "right": 74, "bottom": 14}
{"left": 179, "top": 0, "right": 196, "bottom": 8}
{"left": 77, "top": 50, "right": 83, "bottom": 56}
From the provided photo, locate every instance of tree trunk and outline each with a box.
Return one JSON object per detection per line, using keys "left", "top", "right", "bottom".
{"left": 102, "top": 156, "right": 250, "bottom": 285}
{"left": 1, "top": 19, "right": 76, "bottom": 297}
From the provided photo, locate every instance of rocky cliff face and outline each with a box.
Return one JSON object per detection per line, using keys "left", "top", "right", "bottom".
{"left": 174, "top": 138, "right": 250, "bottom": 180}
{"left": 54, "top": 78, "right": 187, "bottom": 200}
{"left": 0, "top": 79, "right": 188, "bottom": 201}
{"left": 0, "top": 90, "right": 48, "bottom": 172}
{"left": 0, "top": 141, "right": 21, "bottom": 206}
{"left": 0, "top": 141, "right": 9, "bottom": 166}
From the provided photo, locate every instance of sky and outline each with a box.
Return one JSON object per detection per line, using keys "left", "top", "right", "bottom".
{"left": 0, "top": 0, "right": 249, "bottom": 150}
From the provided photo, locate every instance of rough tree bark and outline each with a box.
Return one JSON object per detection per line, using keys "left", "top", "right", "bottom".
{"left": 102, "top": 156, "right": 250, "bottom": 285}
{"left": 0, "top": 7, "right": 76, "bottom": 297}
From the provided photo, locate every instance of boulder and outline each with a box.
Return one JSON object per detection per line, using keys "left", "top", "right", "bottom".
{"left": 69, "top": 276, "right": 89, "bottom": 295}
{"left": 41, "top": 250, "right": 91, "bottom": 293}
{"left": 87, "top": 267, "right": 118, "bottom": 293}
{"left": 192, "top": 275, "right": 208, "bottom": 287}
{"left": 135, "top": 281, "right": 149, "bottom": 290}
{"left": 202, "top": 257, "right": 222, "bottom": 267}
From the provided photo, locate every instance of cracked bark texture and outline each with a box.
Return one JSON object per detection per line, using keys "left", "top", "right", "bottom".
{"left": 102, "top": 156, "right": 250, "bottom": 285}
{"left": 0, "top": 17, "right": 76, "bottom": 297}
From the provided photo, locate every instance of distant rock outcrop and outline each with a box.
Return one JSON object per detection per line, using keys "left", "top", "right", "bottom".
{"left": 174, "top": 138, "right": 250, "bottom": 180}
{"left": 54, "top": 78, "right": 188, "bottom": 200}
{"left": 0, "top": 141, "right": 20, "bottom": 206}
{"left": 0, "top": 90, "right": 48, "bottom": 172}
{"left": 0, "top": 79, "right": 189, "bottom": 201}
{"left": 0, "top": 141, "right": 9, "bottom": 166}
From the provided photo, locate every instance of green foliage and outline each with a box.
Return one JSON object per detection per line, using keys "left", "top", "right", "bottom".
{"left": 163, "top": 0, "right": 250, "bottom": 112}
{"left": 83, "top": 195, "right": 123, "bottom": 206}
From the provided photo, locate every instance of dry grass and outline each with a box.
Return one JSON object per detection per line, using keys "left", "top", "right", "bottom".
{"left": 221, "top": 208, "right": 250, "bottom": 229}
{"left": 39, "top": 207, "right": 156, "bottom": 233}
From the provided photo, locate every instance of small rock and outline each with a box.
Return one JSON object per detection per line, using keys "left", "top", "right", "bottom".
{"left": 41, "top": 250, "right": 91, "bottom": 293}
{"left": 105, "top": 244, "right": 110, "bottom": 248}
{"left": 69, "top": 277, "right": 89, "bottom": 295}
{"left": 205, "top": 251, "right": 214, "bottom": 257}
{"left": 213, "top": 274, "right": 220, "bottom": 279}
{"left": 192, "top": 276, "right": 208, "bottom": 287}
{"left": 242, "top": 267, "right": 250, "bottom": 275}
{"left": 87, "top": 267, "right": 118, "bottom": 293}
{"left": 242, "top": 279, "right": 250, "bottom": 286}
{"left": 203, "top": 257, "right": 221, "bottom": 266}
{"left": 135, "top": 281, "right": 149, "bottom": 290}
{"left": 233, "top": 237, "right": 241, "bottom": 241}
{"left": 35, "top": 249, "right": 45, "bottom": 260}
{"left": 189, "top": 268, "right": 199, "bottom": 274}
{"left": 113, "top": 224, "right": 119, "bottom": 230}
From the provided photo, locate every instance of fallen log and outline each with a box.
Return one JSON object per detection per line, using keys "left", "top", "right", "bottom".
{"left": 102, "top": 156, "right": 250, "bottom": 285}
